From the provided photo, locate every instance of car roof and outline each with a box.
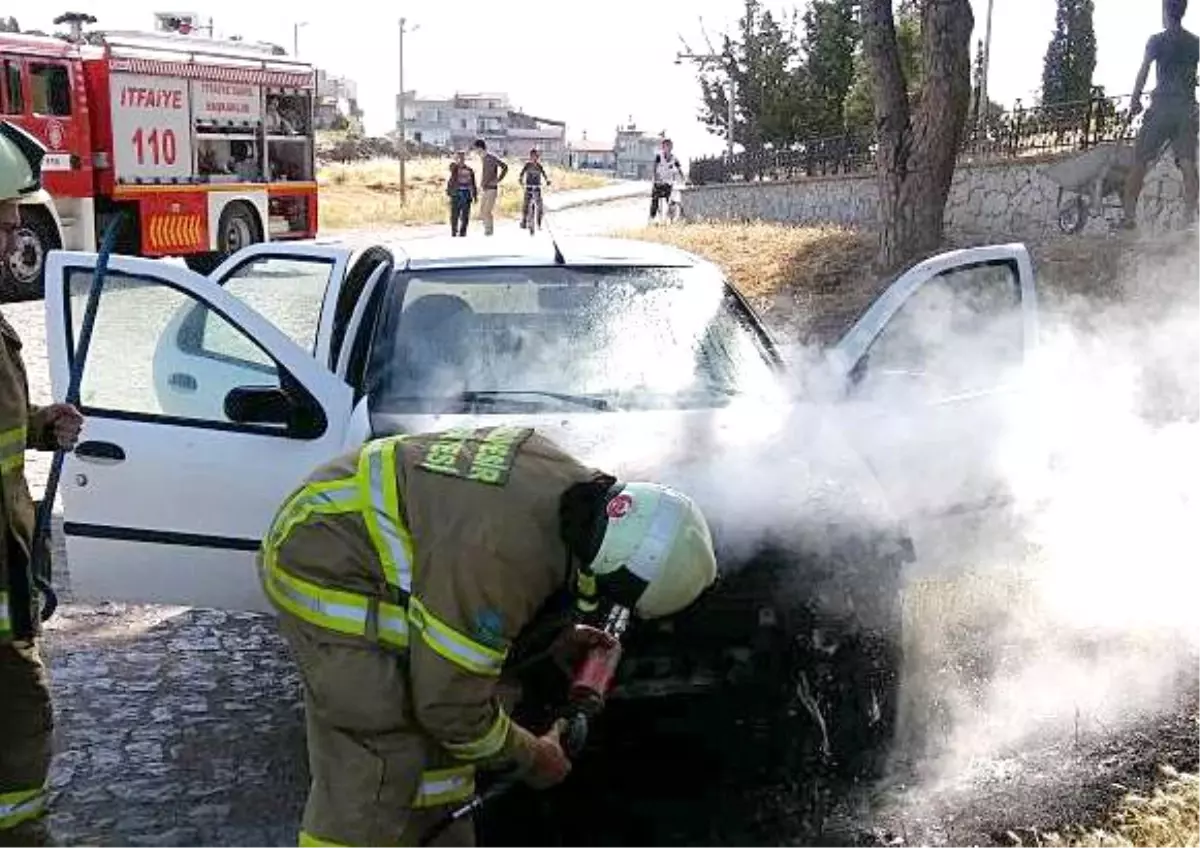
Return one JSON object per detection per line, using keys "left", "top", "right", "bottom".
{"left": 371, "top": 234, "right": 704, "bottom": 272}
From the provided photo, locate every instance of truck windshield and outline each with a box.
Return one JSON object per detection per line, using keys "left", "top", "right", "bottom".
{"left": 364, "top": 265, "right": 784, "bottom": 414}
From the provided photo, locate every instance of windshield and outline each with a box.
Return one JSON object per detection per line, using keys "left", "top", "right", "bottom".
{"left": 364, "top": 265, "right": 783, "bottom": 414}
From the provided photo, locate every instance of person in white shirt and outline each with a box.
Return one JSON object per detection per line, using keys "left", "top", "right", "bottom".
{"left": 650, "top": 138, "right": 684, "bottom": 221}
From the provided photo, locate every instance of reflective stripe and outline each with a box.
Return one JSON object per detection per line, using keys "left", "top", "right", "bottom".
{"left": 0, "top": 785, "right": 45, "bottom": 830}
{"left": 412, "top": 766, "right": 476, "bottom": 809}
{"left": 626, "top": 493, "right": 685, "bottom": 583}
{"left": 298, "top": 831, "right": 348, "bottom": 847}
{"left": 377, "top": 600, "right": 410, "bottom": 650}
{"left": 0, "top": 426, "right": 25, "bottom": 476}
{"left": 409, "top": 598, "right": 507, "bottom": 677}
{"left": 0, "top": 589, "right": 10, "bottom": 640}
{"left": 442, "top": 709, "right": 511, "bottom": 761}
{"left": 358, "top": 438, "right": 414, "bottom": 593}
{"left": 262, "top": 557, "right": 373, "bottom": 639}
{"left": 268, "top": 480, "right": 361, "bottom": 552}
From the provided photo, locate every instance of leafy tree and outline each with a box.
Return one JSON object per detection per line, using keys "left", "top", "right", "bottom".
{"left": 844, "top": 1, "right": 922, "bottom": 135}
{"left": 799, "top": 0, "right": 860, "bottom": 137}
{"left": 861, "top": 0, "right": 974, "bottom": 268}
{"left": 0, "top": 17, "right": 20, "bottom": 33}
{"left": 699, "top": 0, "right": 804, "bottom": 153}
{"left": 970, "top": 38, "right": 1005, "bottom": 125}
{"left": 1041, "top": 0, "right": 1097, "bottom": 105}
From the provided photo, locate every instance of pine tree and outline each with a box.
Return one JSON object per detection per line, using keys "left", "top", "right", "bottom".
{"left": 1041, "top": 0, "right": 1097, "bottom": 105}
{"left": 800, "top": 0, "right": 860, "bottom": 137}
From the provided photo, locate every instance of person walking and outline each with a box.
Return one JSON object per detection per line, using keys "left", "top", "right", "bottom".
{"left": 472, "top": 139, "right": 508, "bottom": 236}
{"left": 260, "top": 425, "right": 718, "bottom": 846}
{"left": 0, "top": 120, "right": 85, "bottom": 848}
{"left": 446, "top": 152, "right": 478, "bottom": 237}
{"left": 1122, "top": 0, "right": 1199, "bottom": 228}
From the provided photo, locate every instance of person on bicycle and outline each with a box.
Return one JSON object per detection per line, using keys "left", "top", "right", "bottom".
{"left": 519, "top": 148, "right": 551, "bottom": 229}
{"left": 651, "top": 138, "right": 684, "bottom": 222}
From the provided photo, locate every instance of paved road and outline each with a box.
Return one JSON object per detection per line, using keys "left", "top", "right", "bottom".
{"left": 5, "top": 193, "right": 651, "bottom": 847}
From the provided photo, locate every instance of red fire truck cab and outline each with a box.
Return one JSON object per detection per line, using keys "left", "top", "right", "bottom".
{"left": 0, "top": 28, "right": 319, "bottom": 298}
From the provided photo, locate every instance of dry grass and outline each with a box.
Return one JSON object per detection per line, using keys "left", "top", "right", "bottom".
{"left": 619, "top": 221, "right": 879, "bottom": 345}
{"left": 1026, "top": 767, "right": 1200, "bottom": 847}
{"left": 317, "top": 156, "right": 612, "bottom": 230}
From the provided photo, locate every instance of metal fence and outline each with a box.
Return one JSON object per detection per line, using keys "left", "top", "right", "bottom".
{"left": 688, "top": 91, "right": 1137, "bottom": 186}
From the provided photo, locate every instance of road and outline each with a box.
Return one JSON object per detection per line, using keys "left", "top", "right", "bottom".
{"left": 5, "top": 193, "right": 652, "bottom": 847}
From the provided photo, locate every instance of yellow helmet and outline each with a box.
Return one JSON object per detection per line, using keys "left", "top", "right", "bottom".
{"left": 587, "top": 482, "right": 718, "bottom": 620}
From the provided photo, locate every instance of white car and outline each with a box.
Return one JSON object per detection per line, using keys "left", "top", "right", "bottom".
{"left": 44, "top": 233, "right": 1038, "bottom": 782}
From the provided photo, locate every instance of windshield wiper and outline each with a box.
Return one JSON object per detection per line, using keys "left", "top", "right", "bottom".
{"left": 460, "top": 390, "right": 612, "bottom": 411}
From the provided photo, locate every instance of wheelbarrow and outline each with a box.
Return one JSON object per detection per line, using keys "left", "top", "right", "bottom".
{"left": 1044, "top": 141, "right": 1135, "bottom": 235}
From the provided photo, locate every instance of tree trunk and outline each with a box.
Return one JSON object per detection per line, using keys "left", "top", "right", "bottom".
{"left": 863, "top": 0, "right": 973, "bottom": 270}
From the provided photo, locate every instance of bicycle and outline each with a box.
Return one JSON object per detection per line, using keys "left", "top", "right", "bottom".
{"left": 521, "top": 183, "right": 547, "bottom": 235}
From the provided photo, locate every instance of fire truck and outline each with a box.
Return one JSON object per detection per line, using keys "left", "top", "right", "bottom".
{"left": 0, "top": 26, "right": 319, "bottom": 298}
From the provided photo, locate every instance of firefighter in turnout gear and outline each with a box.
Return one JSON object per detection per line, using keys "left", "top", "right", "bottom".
{"left": 0, "top": 122, "right": 85, "bottom": 847}
{"left": 260, "top": 426, "right": 718, "bottom": 846}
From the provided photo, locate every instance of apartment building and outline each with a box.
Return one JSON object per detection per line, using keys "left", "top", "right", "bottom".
{"left": 396, "top": 91, "right": 567, "bottom": 163}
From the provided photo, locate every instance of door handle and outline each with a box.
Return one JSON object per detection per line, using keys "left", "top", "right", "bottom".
{"left": 74, "top": 440, "right": 126, "bottom": 463}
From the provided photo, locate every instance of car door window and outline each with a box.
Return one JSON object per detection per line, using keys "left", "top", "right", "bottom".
{"left": 212, "top": 255, "right": 334, "bottom": 355}
{"left": 858, "top": 260, "right": 1023, "bottom": 399}
{"left": 68, "top": 268, "right": 285, "bottom": 428}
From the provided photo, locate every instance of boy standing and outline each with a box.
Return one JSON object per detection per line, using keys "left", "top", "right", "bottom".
{"left": 472, "top": 139, "right": 508, "bottom": 235}
{"left": 446, "top": 151, "right": 478, "bottom": 237}
{"left": 1122, "top": 0, "right": 1199, "bottom": 228}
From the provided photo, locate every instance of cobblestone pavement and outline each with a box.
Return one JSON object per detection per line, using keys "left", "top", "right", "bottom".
{"left": 6, "top": 199, "right": 645, "bottom": 847}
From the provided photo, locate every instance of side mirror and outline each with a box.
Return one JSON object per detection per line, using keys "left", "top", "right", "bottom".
{"left": 224, "top": 385, "right": 326, "bottom": 439}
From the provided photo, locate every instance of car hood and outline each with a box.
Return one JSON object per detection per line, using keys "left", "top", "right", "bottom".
{"left": 371, "top": 400, "right": 901, "bottom": 568}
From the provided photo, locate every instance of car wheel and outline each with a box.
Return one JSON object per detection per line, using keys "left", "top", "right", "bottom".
{"left": 1, "top": 206, "right": 60, "bottom": 302}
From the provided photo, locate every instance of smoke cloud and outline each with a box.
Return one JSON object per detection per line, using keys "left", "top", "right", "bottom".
{"left": 373, "top": 240, "right": 1197, "bottom": 815}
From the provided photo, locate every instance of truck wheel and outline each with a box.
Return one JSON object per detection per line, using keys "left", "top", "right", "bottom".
{"left": 1, "top": 207, "right": 60, "bottom": 302}
{"left": 185, "top": 202, "right": 262, "bottom": 275}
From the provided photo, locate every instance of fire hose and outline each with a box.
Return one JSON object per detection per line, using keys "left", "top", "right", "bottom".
{"left": 418, "top": 603, "right": 632, "bottom": 847}
{"left": 30, "top": 212, "right": 127, "bottom": 623}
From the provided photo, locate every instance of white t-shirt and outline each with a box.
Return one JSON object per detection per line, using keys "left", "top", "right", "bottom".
{"left": 654, "top": 153, "right": 683, "bottom": 184}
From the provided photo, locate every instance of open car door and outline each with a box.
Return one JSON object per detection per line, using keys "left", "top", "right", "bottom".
{"left": 44, "top": 250, "right": 357, "bottom": 612}
{"left": 826, "top": 243, "right": 1039, "bottom": 564}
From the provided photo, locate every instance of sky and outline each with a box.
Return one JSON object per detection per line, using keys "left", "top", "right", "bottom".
{"left": 18, "top": 1, "right": 1171, "bottom": 163}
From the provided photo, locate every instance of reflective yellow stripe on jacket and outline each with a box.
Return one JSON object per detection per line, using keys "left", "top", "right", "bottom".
{"left": 295, "top": 766, "right": 475, "bottom": 844}
{"left": 261, "top": 439, "right": 509, "bottom": 677}
{"left": 0, "top": 425, "right": 26, "bottom": 475}
{"left": 0, "top": 785, "right": 46, "bottom": 831}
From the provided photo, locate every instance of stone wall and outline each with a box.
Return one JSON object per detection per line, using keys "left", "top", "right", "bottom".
{"left": 683, "top": 153, "right": 1190, "bottom": 238}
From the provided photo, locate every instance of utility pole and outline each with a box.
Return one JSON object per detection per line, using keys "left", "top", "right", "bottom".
{"left": 293, "top": 20, "right": 308, "bottom": 56}
{"left": 397, "top": 17, "right": 410, "bottom": 204}
{"left": 676, "top": 49, "right": 736, "bottom": 158}
{"left": 979, "top": 0, "right": 995, "bottom": 120}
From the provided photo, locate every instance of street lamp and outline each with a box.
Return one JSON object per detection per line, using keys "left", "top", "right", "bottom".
{"left": 397, "top": 17, "right": 420, "bottom": 204}
{"left": 293, "top": 20, "right": 308, "bottom": 57}
{"left": 677, "top": 50, "right": 736, "bottom": 159}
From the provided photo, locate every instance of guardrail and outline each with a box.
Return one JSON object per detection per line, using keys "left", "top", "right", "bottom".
{"left": 689, "top": 91, "right": 1138, "bottom": 186}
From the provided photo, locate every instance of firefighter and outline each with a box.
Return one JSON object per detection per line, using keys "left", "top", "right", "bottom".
{"left": 260, "top": 426, "right": 718, "bottom": 846}
{"left": 0, "top": 124, "right": 85, "bottom": 847}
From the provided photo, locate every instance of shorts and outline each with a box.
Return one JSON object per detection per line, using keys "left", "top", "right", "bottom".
{"left": 1134, "top": 98, "right": 1199, "bottom": 166}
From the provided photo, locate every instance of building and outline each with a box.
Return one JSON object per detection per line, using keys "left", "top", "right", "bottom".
{"left": 396, "top": 91, "right": 567, "bottom": 163}
{"left": 314, "top": 69, "right": 362, "bottom": 131}
{"left": 567, "top": 121, "right": 663, "bottom": 177}
{"left": 614, "top": 121, "right": 663, "bottom": 180}
{"left": 566, "top": 134, "right": 616, "bottom": 173}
